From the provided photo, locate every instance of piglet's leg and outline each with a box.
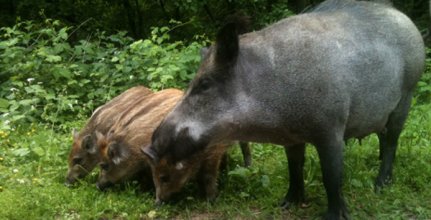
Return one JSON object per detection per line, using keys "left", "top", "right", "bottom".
{"left": 197, "top": 150, "right": 225, "bottom": 201}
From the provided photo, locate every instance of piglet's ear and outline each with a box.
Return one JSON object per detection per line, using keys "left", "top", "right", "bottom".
{"left": 200, "top": 47, "right": 209, "bottom": 60}
{"left": 108, "top": 143, "right": 128, "bottom": 165}
{"left": 141, "top": 145, "right": 159, "bottom": 164}
{"left": 175, "top": 162, "right": 184, "bottom": 170}
{"left": 81, "top": 134, "right": 96, "bottom": 154}
{"left": 72, "top": 128, "right": 79, "bottom": 140}
{"left": 215, "top": 22, "right": 239, "bottom": 65}
{"left": 95, "top": 130, "right": 104, "bottom": 142}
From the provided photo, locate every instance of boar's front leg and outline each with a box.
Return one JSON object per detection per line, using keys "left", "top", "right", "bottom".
{"left": 315, "top": 137, "right": 349, "bottom": 220}
{"left": 281, "top": 143, "right": 306, "bottom": 209}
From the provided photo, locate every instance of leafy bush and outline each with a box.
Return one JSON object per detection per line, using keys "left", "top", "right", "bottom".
{"left": 414, "top": 48, "right": 431, "bottom": 104}
{"left": 0, "top": 19, "right": 208, "bottom": 127}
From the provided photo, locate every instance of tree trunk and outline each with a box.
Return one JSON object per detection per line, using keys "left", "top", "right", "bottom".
{"left": 122, "top": 0, "right": 138, "bottom": 38}
{"left": 134, "top": 0, "right": 143, "bottom": 38}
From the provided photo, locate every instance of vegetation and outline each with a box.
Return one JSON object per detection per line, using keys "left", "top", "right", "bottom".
{"left": 0, "top": 105, "right": 430, "bottom": 219}
{"left": 0, "top": 20, "right": 207, "bottom": 126}
{"left": 1, "top": 1, "right": 431, "bottom": 219}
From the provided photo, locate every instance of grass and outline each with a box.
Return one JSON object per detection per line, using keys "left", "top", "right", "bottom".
{"left": 0, "top": 103, "right": 430, "bottom": 219}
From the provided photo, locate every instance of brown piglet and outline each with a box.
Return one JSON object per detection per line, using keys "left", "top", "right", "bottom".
{"left": 65, "top": 86, "right": 152, "bottom": 185}
{"left": 95, "top": 89, "right": 184, "bottom": 191}
{"left": 142, "top": 143, "right": 232, "bottom": 204}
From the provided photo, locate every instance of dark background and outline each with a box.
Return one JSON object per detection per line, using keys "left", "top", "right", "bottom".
{"left": 0, "top": 0, "right": 429, "bottom": 43}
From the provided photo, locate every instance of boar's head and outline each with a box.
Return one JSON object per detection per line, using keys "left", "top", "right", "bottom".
{"left": 142, "top": 146, "right": 200, "bottom": 204}
{"left": 65, "top": 129, "right": 99, "bottom": 185}
{"left": 148, "top": 21, "right": 247, "bottom": 165}
{"left": 95, "top": 131, "right": 135, "bottom": 190}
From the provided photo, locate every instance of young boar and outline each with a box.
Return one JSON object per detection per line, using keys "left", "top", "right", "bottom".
{"left": 146, "top": 0, "right": 425, "bottom": 219}
{"left": 96, "top": 89, "right": 252, "bottom": 191}
{"left": 65, "top": 86, "right": 152, "bottom": 185}
{"left": 143, "top": 143, "right": 230, "bottom": 204}
{"left": 95, "top": 89, "right": 184, "bottom": 191}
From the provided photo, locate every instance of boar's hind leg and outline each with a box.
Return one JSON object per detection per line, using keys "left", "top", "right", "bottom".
{"left": 315, "top": 138, "right": 349, "bottom": 220}
{"left": 375, "top": 94, "right": 413, "bottom": 190}
{"left": 281, "top": 143, "right": 306, "bottom": 209}
{"left": 240, "top": 142, "right": 252, "bottom": 167}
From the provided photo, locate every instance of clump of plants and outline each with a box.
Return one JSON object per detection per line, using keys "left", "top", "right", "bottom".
{"left": 0, "top": 19, "right": 208, "bottom": 128}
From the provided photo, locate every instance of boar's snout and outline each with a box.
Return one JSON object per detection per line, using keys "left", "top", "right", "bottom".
{"left": 96, "top": 181, "right": 113, "bottom": 191}
{"left": 65, "top": 169, "right": 83, "bottom": 186}
{"left": 155, "top": 197, "right": 165, "bottom": 206}
{"left": 64, "top": 176, "right": 76, "bottom": 187}
{"left": 155, "top": 191, "right": 172, "bottom": 206}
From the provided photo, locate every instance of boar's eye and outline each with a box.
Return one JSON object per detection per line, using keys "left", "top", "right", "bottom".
{"left": 100, "top": 163, "right": 110, "bottom": 171}
{"left": 160, "top": 175, "right": 170, "bottom": 183}
{"left": 200, "top": 78, "right": 211, "bottom": 91}
{"left": 72, "top": 157, "right": 83, "bottom": 165}
{"left": 193, "top": 78, "right": 212, "bottom": 94}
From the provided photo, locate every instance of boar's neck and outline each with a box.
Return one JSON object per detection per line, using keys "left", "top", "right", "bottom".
{"left": 227, "top": 32, "right": 327, "bottom": 146}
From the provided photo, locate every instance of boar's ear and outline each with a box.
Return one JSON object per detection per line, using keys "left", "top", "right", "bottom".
{"left": 72, "top": 128, "right": 79, "bottom": 140}
{"left": 141, "top": 145, "right": 159, "bottom": 163}
{"left": 215, "top": 22, "right": 239, "bottom": 64}
{"left": 200, "top": 47, "right": 209, "bottom": 60}
{"left": 175, "top": 162, "right": 184, "bottom": 170}
{"left": 81, "top": 135, "right": 96, "bottom": 154}
{"left": 108, "top": 143, "right": 128, "bottom": 165}
{"left": 95, "top": 131, "right": 105, "bottom": 142}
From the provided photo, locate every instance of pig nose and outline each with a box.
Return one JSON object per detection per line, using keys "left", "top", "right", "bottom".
{"left": 96, "top": 181, "right": 113, "bottom": 191}
{"left": 64, "top": 176, "right": 76, "bottom": 187}
{"left": 155, "top": 198, "right": 165, "bottom": 207}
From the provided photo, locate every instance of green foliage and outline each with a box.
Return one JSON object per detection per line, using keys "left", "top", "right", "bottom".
{"left": 0, "top": 20, "right": 207, "bottom": 127}
{"left": 414, "top": 48, "right": 431, "bottom": 104}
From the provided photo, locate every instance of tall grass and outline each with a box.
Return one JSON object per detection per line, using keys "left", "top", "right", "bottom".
{"left": 0, "top": 102, "right": 430, "bottom": 219}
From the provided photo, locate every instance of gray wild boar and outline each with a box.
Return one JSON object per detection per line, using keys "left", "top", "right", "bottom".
{"left": 65, "top": 86, "right": 152, "bottom": 185}
{"left": 144, "top": 0, "right": 425, "bottom": 219}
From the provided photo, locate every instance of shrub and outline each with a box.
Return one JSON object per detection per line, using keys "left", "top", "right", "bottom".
{"left": 0, "top": 19, "right": 208, "bottom": 127}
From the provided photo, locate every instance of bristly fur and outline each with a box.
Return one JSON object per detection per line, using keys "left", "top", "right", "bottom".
{"left": 307, "top": 0, "right": 392, "bottom": 14}
{"left": 96, "top": 89, "right": 184, "bottom": 189}
{"left": 66, "top": 86, "right": 152, "bottom": 185}
{"left": 307, "top": 0, "right": 355, "bottom": 13}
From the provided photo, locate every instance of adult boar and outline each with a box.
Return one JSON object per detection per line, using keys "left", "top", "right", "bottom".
{"left": 65, "top": 86, "right": 152, "bottom": 185}
{"left": 145, "top": 0, "right": 425, "bottom": 219}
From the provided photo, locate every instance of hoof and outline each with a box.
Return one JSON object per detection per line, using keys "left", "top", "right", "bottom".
{"left": 280, "top": 200, "right": 310, "bottom": 210}
{"left": 374, "top": 177, "right": 392, "bottom": 193}
{"left": 155, "top": 200, "right": 165, "bottom": 207}
{"left": 280, "top": 200, "right": 293, "bottom": 210}
{"left": 280, "top": 194, "right": 306, "bottom": 210}
{"left": 322, "top": 211, "right": 350, "bottom": 220}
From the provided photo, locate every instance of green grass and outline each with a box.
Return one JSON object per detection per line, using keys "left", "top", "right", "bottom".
{"left": 0, "top": 103, "right": 430, "bottom": 219}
